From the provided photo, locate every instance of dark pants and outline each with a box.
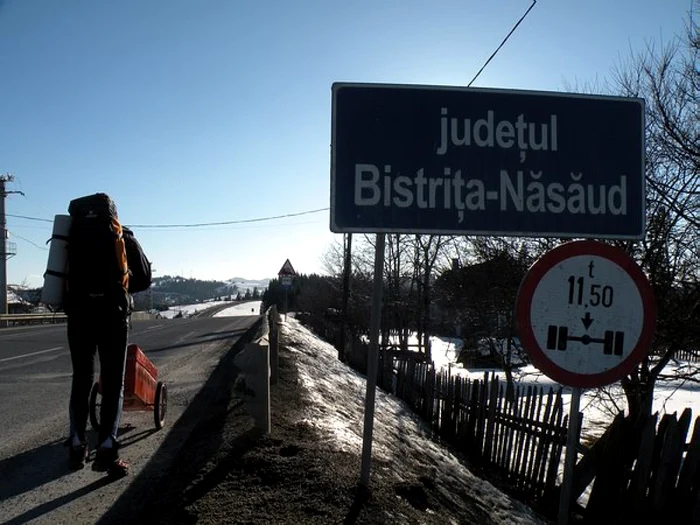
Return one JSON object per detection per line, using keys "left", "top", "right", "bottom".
{"left": 67, "top": 309, "right": 128, "bottom": 446}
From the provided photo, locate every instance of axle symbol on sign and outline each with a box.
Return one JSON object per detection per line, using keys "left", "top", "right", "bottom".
{"left": 546, "top": 325, "right": 625, "bottom": 356}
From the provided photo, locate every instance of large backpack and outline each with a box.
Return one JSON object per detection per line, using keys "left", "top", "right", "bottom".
{"left": 123, "top": 227, "right": 152, "bottom": 293}
{"left": 67, "top": 193, "right": 129, "bottom": 306}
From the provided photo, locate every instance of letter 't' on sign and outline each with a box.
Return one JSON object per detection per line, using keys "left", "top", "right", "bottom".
{"left": 515, "top": 241, "right": 656, "bottom": 388}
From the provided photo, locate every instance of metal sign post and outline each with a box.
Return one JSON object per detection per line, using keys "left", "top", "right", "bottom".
{"left": 559, "top": 386, "right": 582, "bottom": 525}
{"left": 359, "top": 233, "right": 385, "bottom": 488}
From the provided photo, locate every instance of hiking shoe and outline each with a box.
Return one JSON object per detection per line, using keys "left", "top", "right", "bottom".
{"left": 69, "top": 442, "right": 89, "bottom": 470}
{"left": 93, "top": 446, "right": 129, "bottom": 478}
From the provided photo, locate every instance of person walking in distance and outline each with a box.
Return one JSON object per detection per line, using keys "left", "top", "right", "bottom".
{"left": 64, "top": 193, "right": 133, "bottom": 477}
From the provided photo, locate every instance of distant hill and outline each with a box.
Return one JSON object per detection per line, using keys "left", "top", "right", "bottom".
{"left": 151, "top": 275, "right": 270, "bottom": 306}
{"left": 7, "top": 276, "right": 272, "bottom": 309}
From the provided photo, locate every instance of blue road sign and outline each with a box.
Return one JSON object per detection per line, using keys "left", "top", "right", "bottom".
{"left": 330, "top": 83, "right": 645, "bottom": 239}
{"left": 280, "top": 276, "right": 293, "bottom": 289}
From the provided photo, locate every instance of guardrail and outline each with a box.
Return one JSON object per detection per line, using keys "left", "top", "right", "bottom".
{"left": 0, "top": 310, "right": 161, "bottom": 327}
{"left": 0, "top": 313, "right": 68, "bottom": 326}
{"left": 232, "top": 306, "right": 278, "bottom": 433}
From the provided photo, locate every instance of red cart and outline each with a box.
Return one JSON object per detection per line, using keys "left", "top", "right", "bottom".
{"left": 89, "top": 343, "right": 168, "bottom": 431}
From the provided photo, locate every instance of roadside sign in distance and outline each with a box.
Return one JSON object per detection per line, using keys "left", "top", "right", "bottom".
{"left": 278, "top": 259, "right": 296, "bottom": 276}
{"left": 515, "top": 240, "right": 656, "bottom": 388}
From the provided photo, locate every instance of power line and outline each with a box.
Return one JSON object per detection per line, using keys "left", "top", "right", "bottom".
{"left": 11, "top": 233, "right": 47, "bottom": 251}
{"left": 468, "top": 0, "right": 537, "bottom": 87}
{"left": 7, "top": 206, "right": 331, "bottom": 230}
{"left": 7, "top": 214, "right": 52, "bottom": 223}
{"left": 130, "top": 207, "right": 329, "bottom": 229}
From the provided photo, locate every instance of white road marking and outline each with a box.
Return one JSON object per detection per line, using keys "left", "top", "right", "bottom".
{"left": 0, "top": 346, "right": 64, "bottom": 363}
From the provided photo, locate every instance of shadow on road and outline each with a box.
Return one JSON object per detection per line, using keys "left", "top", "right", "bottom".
{"left": 0, "top": 438, "right": 69, "bottom": 502}
{"left": 96, "top": 316, "right": 263, "bottom": 524}
{"left": 2, "top": 476, "right": 115, "bottom": 525}
{"left": 146, "top": 328, "right": 252, "bottom": 353}
{"left": 0, "top": 423, "right": 137, "bottom": 504}
{"left": 118, "top": 426, "right": 159, "bottom": 448}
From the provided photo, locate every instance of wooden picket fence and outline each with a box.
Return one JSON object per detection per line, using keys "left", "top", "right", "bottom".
{"left": 673, "top": 348, "right": 700, "bottom": 363}
{"left": 379, "top": 355, "right": 572, "bottom": 507}
{"left": 333, "top": 331, "right": 700, "bottom": 520}
{"left": 375, "top": 349, "right": 700, "bottom": 521}
{"left": 569, "top": 408, "right": 700, "bottom": 523}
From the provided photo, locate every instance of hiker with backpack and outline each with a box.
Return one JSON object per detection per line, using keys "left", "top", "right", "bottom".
{"left": 63, "top": 193, "right": 151, "bottom": 477}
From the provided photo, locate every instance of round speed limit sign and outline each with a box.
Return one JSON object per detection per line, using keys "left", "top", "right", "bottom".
{"left": 515, "top": 241, "right": 656, "bottom": 388}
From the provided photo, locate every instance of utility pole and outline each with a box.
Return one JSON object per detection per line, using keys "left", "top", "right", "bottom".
{"left": 0, "top": 173, "right": 23, "bottom": 317}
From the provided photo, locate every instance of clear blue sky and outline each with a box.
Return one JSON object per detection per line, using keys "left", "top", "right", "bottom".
{"left": 0, "top": 0, "right": 692, "bottom": 288}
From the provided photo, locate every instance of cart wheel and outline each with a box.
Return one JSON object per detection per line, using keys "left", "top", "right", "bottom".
{"left": 154, "top": 381, "right": 167, "bottom": 430}
{"left": 89, "top": 382, "right": 101, "bottom": 432}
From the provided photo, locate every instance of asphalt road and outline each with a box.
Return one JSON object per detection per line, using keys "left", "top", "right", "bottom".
{"left": 0, "top": 311, "right": 260, "bottom": 525}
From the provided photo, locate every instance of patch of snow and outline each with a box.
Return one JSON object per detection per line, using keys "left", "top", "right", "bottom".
{"left": 213, "top": 301, "right": 262, "bottom": 317}
{"left": 155, "top": 300, "right": 263, "bottom": 319}
{"left": 157, "top": 301, "right": 229, "bottom": 319}
{"left": 281, "top": 317, "right": 549, "bottom": 523}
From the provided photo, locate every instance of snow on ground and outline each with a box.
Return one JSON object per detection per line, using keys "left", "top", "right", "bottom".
{"left": 281, "top": 317, "right": 549, "bottom": 524}
{"left": 156, "top": 301, "right": 226, "bottom": 319}
{"left": 213, "top": 300, "right": 262, "bottom": 317}
{"left": 156, "top": 300, "right": 261, "bottom": 319}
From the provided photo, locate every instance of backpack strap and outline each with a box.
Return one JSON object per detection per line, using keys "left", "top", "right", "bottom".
{"left": 112, "top": 218, "right": 130, "bottom": 292}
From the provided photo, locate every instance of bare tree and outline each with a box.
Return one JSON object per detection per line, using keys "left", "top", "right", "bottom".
{"left": 320, "top": 237, "right": 345, "bottom": 277}
{"left": 611, "top": 2, "right": 700, "bottom": 421}
{"left": 378, "top": 234, "right": 421, "bottom": 352}
{"left": 408, "top": 235, "right": 456, "bottom": 358}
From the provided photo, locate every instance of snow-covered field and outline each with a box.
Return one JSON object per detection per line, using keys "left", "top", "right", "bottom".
{"left": 212, "top": 300, "right": 262, "bottom": 318}
{"left": 156, "top": 300, "right": 261, "bottom": 319}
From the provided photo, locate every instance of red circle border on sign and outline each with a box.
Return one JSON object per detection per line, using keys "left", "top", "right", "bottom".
{"left": 515, "top": 240, "right": 656, "bottom": 389}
